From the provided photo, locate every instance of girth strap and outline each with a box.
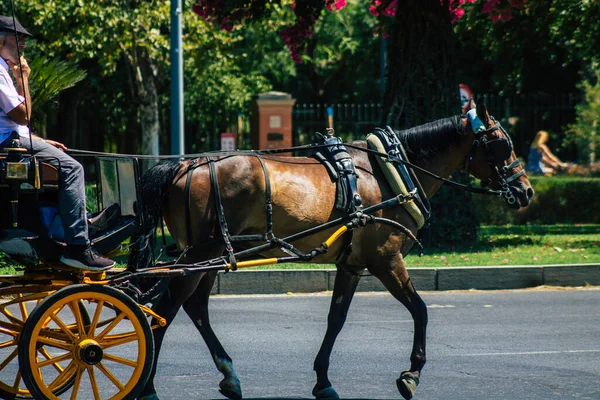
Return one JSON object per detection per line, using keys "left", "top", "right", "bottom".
{"left": 184, "top": 161, "right": 195, "bottom": 247}
{"left": 207, "top": 157, "right": 237, "bottom": 271}
{"left": 229, "top": 155, "right": 275, "bottom": 243}
{"left": 255, "top": 155, "right": 273, "bottom": 238}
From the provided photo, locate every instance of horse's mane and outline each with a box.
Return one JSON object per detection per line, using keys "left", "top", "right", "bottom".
{"left": 397, "top": 115, "right": 466, "bottom": 160}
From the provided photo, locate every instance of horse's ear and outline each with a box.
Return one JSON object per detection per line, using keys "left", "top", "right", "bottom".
{"left": 476, "top": 97, "right": 490, "bottom": 125}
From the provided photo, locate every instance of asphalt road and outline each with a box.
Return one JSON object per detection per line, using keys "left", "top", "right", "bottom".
{"left": 151, "top": 288, "right": 600, "bottom": 400}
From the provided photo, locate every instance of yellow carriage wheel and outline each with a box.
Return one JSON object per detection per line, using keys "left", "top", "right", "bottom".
{"left": 0, "top": 285, "right": 90, "bottom": 399}
{"left": 18, "top": 284, "right": 154, "bottom": 400}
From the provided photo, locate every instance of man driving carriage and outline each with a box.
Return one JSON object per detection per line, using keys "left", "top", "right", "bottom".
{"left": 0, "top": 16, "right": 114, "bottom": 270}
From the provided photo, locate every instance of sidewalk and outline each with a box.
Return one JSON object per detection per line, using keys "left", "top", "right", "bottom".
{"left": 212, "top": 263, "right": 600, "bottom": 295}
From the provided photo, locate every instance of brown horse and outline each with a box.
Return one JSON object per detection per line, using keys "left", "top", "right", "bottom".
{"left": 129, "top": 101, "right": 534, "bottom": 400}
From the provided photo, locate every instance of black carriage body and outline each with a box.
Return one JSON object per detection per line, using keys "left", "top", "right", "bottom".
{"left": 0, "top": 148, "right": 141, "bottom": 267}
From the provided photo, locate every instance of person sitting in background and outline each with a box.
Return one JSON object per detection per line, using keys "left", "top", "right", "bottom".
{"left": 526, "top": 130, "right": 569, "bottom": 175}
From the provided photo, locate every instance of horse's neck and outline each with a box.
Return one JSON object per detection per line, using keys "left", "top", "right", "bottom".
{"left": 413, "top": 139, "right": 472, "bottom": 199}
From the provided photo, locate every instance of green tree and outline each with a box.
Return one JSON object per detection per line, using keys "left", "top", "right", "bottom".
{"left": 17, "top": 0, "right": 171, "bottom": 155}
{"left": 183, "top": 15, "right": 272, "bottom": 151}
{"left": 453, "top": 0, "right": 598, "bottom": 96}
{"left": 10, "top": 1, "right": 280, "bottom": 154}
{"left": 566, "top": 70, "right": 600, "bottom": 164}
{"left": 24, "top": 41, "right": 87, "bottom": 138}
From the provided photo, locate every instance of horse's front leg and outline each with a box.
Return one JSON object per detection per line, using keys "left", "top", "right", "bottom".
{"left": 183, "top": 271, "right": 242, "bottom": 400}
{"left": 313, "top": 265, "right": 361, "bottom": 400}
{"left": 370, "top": 254, "right": 428, "bottom": 400}
{"left": 138, "top": 273, "right": 205, "bottom": 400}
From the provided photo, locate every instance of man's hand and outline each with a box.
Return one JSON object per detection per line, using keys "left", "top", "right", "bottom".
{"left": 44, "top": 139, "right": 67, "bottom": 151}
{"left": 7, "top": 56, "right": 30, "bottom": 80}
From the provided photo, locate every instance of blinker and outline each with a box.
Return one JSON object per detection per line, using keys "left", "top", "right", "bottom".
{"left": 487, "top": 138, "right": 512, "bottom": 162}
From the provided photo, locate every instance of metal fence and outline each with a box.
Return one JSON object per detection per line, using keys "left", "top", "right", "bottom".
{"left": 291, "top": 92, "right": 580, "bottom": 158}
{"left": 195, "top": 92, "right": 579, "bottom": 160}
{"left": 292, "top": 103, "right": 384, "bottom": 145}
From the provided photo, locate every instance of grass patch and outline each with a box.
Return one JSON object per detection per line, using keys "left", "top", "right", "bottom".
{"left": 246, "top": 224, "right": 600, "bottom": 269}
{"left": 1, "top": 224, "right": 598, "bottom": 274}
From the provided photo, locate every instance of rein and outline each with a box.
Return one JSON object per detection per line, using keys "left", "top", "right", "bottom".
{"left": 69, "top": 141, "right": 504, "bottom": 197}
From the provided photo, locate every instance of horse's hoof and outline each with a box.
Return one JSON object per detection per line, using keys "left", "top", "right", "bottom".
{"left": 396, "top": 371, "right": 420, "bottom": 400}
{"left": 219, "top": 376, "right": 242, "bottom": 400}
{"left": 312, "top": 385, "right": 340, "bottom": 399}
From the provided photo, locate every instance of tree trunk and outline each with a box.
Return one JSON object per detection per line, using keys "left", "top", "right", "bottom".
{"left": 56, "top": 89, "right": 82, "bottom": 148}
{"left": 383, "top": 1, "right": 478, "bottom": 247}
{"left": 383, "top": 0, "right": 459, "bottom": 128}
{"left": 139, "top": 86, "right": 159, "bottom": 157}
{"left": 125, "top": 49, "right": 160, "bottom": 159}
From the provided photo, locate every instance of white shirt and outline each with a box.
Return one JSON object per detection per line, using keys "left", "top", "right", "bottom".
{"left": 0, "top": 58, "right": 28, "bottom": 143}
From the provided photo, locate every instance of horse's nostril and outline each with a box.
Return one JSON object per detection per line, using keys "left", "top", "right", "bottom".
{"left": 526, "top": 187, "right": 535, "bottom": 199}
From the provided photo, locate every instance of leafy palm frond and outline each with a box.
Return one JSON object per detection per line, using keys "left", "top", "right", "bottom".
{"left": 28, "top": 57, "right": 87, "bottom": 108}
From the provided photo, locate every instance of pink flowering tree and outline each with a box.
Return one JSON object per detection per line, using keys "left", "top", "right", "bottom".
{"left": 192, "top": 0, "right": 527, "bottom": 125}
{"left": 192, "top": 0, "right": 526, "bottom": 65}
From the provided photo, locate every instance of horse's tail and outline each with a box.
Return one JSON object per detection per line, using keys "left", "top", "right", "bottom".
{"left": 127, "top": 160, "right": 182, "bottom": 271}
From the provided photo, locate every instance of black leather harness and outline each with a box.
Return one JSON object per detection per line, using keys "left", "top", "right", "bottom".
{"left": 176, "top": 155, "right": 277, "bottom": 270}
{"left": 312, "top": 132, "right": 362, "bottom": 213}
{"left": 372, "top": 126, "right": 432, "bottom": 225}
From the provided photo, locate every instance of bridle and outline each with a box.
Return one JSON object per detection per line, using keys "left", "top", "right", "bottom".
{"left": 465, "top": 115, "right": 526, "bottom": 205}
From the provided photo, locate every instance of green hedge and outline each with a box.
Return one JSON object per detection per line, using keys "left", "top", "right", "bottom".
{"left": 475, "top": 176, "right": 600, "bottom": 225}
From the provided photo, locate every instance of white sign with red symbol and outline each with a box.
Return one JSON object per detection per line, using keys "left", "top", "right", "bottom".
{"left": 459, "top": 84, "right": 474, "bottom": 113}
{"left": 220, "top": 132, "right": 236, "bottom": 151}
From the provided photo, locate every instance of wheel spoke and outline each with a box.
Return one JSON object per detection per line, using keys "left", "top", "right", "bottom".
{"left": 0, "top": 325, "right": 20, "bottom": 337}
{"left": 12, "top": 368, "right": 22, "bottom": 390}
{"left": 103, "top": 352, "right": 137, "bottom": 368}
{"left": 18, "top": 293, "right": 29, "bottom": 320}
{"left": 68, "top": 300, "right": 87, "bottom": 338}
{"left": 49, "top": 311, "right": 78, "bottom": 342}
{"left": 35, "top": 335, "right": 72, "bottom": 351}
{"left": 101, "top": 331, "right": 141, "bottom": 349}
{"left": 47, "top": 360, "right": 76, "bottom": 392}
{"left": 0, "top": 347, "right": 17, "bottom": 372}
{"left": 88, "top": 299, "right": 104, "bottom": 337}
{"left": 42, "top": 303, "right": 65, "bottom": 329}
{"left": 95, "top": 312, "right": 126, "bottom": 341}
{"left": 0, "top": 338, "right": 17, "bottom": 349}
{"left": 36, "top": 349, "right": 71, "bottom": 369}
{"left": 97, "top": 361, "right": 125, "bottom": 391}
{"left": 69, "top": 366, "right": 84, "bottom": 400}
{"left": 86, "top": 365, "right": 102, "bottom": 400}
{"left": 1, "top": 307, "right": 18, "bottom": 322}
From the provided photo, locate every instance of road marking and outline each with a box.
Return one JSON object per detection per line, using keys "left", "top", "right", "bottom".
{"left": 456, "top": 349, "right": 600, "bottom": 357}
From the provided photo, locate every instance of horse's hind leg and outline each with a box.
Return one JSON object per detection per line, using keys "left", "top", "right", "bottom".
{"left": 370, "top": 255, "right": 428, "bottom": 400}
{"left": 183, "top": 271, "right": 242, "bottom": 400}
{"left": 312, "top": 266, "right": 361, "bottom": 400}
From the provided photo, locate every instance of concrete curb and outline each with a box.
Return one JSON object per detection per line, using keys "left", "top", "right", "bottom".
{"left": 212, "top": 264, "right": 600, "bottom": 295}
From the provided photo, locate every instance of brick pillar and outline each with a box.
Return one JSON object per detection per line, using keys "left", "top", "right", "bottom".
{"left": 252, "top": 91, "right": 296, "bottom": 151}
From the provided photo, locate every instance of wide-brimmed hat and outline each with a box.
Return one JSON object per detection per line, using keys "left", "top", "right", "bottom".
{"left": 0, "top": 16, "right": 32, "bottom": 37}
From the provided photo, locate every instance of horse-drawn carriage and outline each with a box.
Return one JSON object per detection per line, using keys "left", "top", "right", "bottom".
{"left": 0, "top": 100, "right": 533, "bottom": 400}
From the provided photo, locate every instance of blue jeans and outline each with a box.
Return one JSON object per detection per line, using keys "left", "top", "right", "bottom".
{"left": 5, "top": 135, "right": 89, "bottom": 246}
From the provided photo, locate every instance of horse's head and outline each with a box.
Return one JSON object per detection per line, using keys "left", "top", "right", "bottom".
{"left": 464, "top": 99, "right": 534, "bottom": 209}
